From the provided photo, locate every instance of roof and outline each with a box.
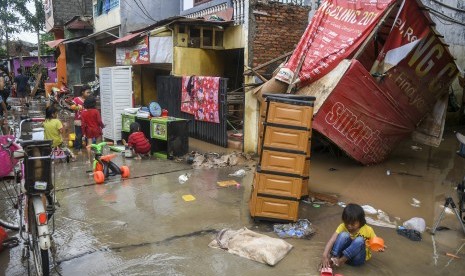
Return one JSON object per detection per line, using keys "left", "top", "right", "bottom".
{"left": 65, "top": 16, "right": 93, "bottom": 30}
{"left": 45, "top": 39, "right": 66, "bottom": 48}
{"left": 107, "top": 32, "right": 144, "bottom": 45}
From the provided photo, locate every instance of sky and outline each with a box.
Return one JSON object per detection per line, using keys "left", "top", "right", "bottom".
{"left": 14, "top": 1, "right": 38, "bottom": 43}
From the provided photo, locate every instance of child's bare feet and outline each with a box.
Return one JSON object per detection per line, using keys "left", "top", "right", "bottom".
{"left": 134, "top": 155, "right": 142, "bottom": 160}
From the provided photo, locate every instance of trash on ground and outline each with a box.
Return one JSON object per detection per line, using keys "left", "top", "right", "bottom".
{"left": 209, "top": 227, "right": 293, "bottom": 266}
{"left": 217, "top": 180, "right": 240, "bottom": 188}
{"left": 190, "top": 151, "right": 253, "bottom": 169}
{"left": 182, "top": 194, "right": 196, "bottom": 202}
{"left": 312, "top": 204, "right": 320, "bottom": 208}
{"left": 329, "top": 167, "right": 337, "bottom": 171}
{"left": 178, "top": 173, "right": 190, "bottom": 184}
{"left": 273, "top": 219, "right": 315, "bottom": 239}
{"left": 397, "top": 226, "right": 422, "bottom": 241}
{"left": 362, "top": 205, "right": 378, "bottom": 215}
{"left": 308, "top": 191, "right": 338, "bottom": 204}
{"left": 445, "top": 252, "right": 461, "bottom": 259}
{"left": 411, "top": 197, "right": 421, "bottom": 207}
{"left": 228, "top": 169, "right": 247, "bottom": 177}
{"left": 366, "top": 217, "right": 397, "bottom": 229}
{"left": 337, "top": 202, "right": 346, "bottom": 208}
{"left": 411, "top": 145, "right": 422, "bottom": 151}
{"left": 386, "top": 170, "right": 423, "bottom": 177}
{"left": 403, "top": 217, "right": 426, "bottom": 232}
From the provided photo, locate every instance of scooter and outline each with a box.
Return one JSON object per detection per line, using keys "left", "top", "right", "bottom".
{"left": 88, "top": 142, "right": 130, "bottom": 184}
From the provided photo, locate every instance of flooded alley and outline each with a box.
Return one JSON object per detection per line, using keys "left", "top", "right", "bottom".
{"left": 1, "top": 132, "right": 465, "bottom": 275}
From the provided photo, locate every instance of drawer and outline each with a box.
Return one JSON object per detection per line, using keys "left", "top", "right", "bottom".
{"left": 255, "top": 172, "right": 308, "bottom": 199}
{"left": 263, "top": 125, "right": 310, "bottom": 153}
{"left": 266, "top": 101, "right": 313, "bottom": 129}
{"left": 249, "top": 190, "right": 299, "bottom": 222}
{"left": 260, "top": 150, "right": 308, "bottom": 176}
{"left": 303, "top": 159, "right": 310, "bottom": 177}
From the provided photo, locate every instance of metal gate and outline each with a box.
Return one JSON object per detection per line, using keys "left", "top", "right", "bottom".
{"left": 157, "top": 76, "right": 229, "bottom": 147}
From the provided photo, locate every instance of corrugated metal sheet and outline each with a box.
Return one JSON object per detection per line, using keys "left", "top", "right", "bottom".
{"left": 157, "top": 76, "right": 228, "bottom": 147}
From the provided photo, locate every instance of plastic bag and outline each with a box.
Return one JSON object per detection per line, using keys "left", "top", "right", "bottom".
{"left": 403, "top": 217, "right": 426, "bottom": 232}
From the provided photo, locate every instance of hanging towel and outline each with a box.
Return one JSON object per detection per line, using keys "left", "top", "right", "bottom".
{"left": 181, "top": 76, "right": 220, "bottom": 123}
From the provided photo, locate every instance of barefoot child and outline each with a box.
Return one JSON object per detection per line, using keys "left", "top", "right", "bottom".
{"left": 81, "top": 96, "right": 104, "bottom": 162}
{"left": 321, "top": 203, "right": 384, "bottom": 270}
{"left": 43, "top": 106, "right": 75, "bottom": 161}
{"left": 123, "top": 122, "right": 151, "bottom": 159}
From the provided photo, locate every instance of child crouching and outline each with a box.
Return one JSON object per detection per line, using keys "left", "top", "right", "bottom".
{"left": 123, "top": 122, "right": 151, "bottom": 159}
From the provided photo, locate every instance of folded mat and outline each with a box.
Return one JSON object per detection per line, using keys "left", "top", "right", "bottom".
{"left": 208, "top": 227, "right": 293, "bottom": 266}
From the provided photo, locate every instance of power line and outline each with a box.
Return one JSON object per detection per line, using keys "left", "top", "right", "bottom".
{"left": 120, "top": 0, "right": 153, "bottom": 22}
{"left": 430, "top": 0, "right": 465, "bottom": 13}
{"left": 133, "top": 0, "right": 157, "bottom": 22}
{"left": 426, "top": 6, "right": 465, "bottom": 27}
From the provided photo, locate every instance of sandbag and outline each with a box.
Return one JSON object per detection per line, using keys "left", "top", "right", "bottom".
{"left": 209, "top": 227, "right": 293, "bottom": 266}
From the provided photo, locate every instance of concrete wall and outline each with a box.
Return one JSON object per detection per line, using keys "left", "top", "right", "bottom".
{"left": 173, "top": 47, "right": 225, "bottom": 76}
{"left": 120, "top": 0, "right": 180, "bottom": 35}
{"left": 93, "top": 5, "right": 121, "bottom": 33}
{"left": 181, "top": 0, "right": 231, "bottom": 15}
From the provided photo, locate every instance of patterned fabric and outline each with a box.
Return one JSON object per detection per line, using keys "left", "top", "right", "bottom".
{"left": 181, "top": 76, "right": 220, "bottom": 123}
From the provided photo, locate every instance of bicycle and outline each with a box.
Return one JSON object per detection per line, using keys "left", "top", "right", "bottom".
{"left": 0, "top": 117, "right": 55, "bottom": 276}
{"left": 89, "top": 142, "right": 130, "bottom": 184}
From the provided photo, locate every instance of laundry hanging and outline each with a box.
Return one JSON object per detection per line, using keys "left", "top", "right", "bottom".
{"left": 181, "top": 76, "right": 220, "bottom": 123}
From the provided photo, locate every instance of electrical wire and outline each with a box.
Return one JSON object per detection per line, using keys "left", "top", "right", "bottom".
{"left": 120, "top": 0, "right": 153, "bottom": 23}
{"left": 431, "top": 0, "right": 465, "bottom": 13}
{"left": 135, "top": 0, "right": 158, "bottom": 22}
{"left": 133, "top": 0, "right": 157, "bottom": 22}
{"left": 427, "top": 7, "right": 465, "bottom": 27}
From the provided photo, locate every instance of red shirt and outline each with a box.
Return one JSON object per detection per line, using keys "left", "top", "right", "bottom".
{"left": 128, "top": 132, "right": 151, "bottom": 154}
{"left": 81, "top": 109, "right": 104, "bottom": 138}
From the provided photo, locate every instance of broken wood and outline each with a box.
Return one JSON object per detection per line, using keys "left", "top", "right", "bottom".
{"left": 244, "top": 66, "right": 268, "bottom": 82}
{"left": 308, "top": 191, "right": 338, "bottom": 204}
{"left": 244, "top": 51, "right": 293, "bottom": 75}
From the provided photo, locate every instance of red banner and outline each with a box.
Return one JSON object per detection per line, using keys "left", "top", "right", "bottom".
{"left": 375, "top": 1, "right": 459, "bottom": 125}
{"left": 313, "top": 60, "right": 412, "bottom": 165}
{"left": 276, "top": 0, "right": 396, "bottom": 87}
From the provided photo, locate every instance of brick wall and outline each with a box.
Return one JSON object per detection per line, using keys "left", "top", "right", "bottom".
{"left": 249, "top": 2, "right": 311, "bottom": 75}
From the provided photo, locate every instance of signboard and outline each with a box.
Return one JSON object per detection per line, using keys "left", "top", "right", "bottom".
{"left": 374, "top": 1, "right": 459, "bottom": 126}
{"left": 276, "top": 0, "right": 396, "bottom": 87}
{"left": 116, "top": 37, "right": 150, "bottom": 65}
{"left": 313, "top": 60, "right": 413, "bottom": 165}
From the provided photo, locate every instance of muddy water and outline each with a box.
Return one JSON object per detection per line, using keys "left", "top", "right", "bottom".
{"left": 1, "top": 130, "right": 465, "bottom": 275}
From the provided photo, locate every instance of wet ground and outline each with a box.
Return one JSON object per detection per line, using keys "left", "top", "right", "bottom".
{"left": 1, "top": 104, "right": 465, "bottom": 275}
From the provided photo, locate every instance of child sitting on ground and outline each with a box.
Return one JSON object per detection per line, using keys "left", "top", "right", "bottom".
{"left": 43, "top": 106, "right": 75, "bottom": 161}
{"left": 320, "top": 203, "right": 384, "bottom": 270}
{"left": 123, "top": 122, "right": 151, "bottom": 159}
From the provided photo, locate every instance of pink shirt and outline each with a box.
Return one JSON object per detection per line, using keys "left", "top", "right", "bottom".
{"left": 73, "top": 97, "right": 84, "bottom": 121}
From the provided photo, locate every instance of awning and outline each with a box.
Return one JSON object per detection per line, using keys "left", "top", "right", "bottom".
{"left": 46, "top": 39, "right": 66, "bottom": 48}
{"left": 107, "top": 31, "right": 144, "bottom": 45}
{"left": 83, "top": 26, "right": 120, "bottom": 41}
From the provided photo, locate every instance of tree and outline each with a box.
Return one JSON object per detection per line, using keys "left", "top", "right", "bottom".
{"left": 0, "top": 0, "right": 31, "bottom": 57}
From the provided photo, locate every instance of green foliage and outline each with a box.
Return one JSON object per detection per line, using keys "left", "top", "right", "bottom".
{"left": 40, "top": 32, "right": 54, "bottom": 55}
{"left": 0, "top": 0, "right": 31, "bottom": 35}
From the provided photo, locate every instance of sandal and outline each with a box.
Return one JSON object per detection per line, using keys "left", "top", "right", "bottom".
{"left": 396, "top": 226, "right": 422, "bottom": 241}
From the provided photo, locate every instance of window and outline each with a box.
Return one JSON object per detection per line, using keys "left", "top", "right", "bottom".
{"left": 94, "top": 0, "right": 120, "bottom": 17}
{"left": 194, "top": 0, "right": 212, "bottom": 6}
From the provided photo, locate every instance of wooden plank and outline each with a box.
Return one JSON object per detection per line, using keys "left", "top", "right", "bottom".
{"left": 244, "top": 51, "right": 293, "bottom": 75}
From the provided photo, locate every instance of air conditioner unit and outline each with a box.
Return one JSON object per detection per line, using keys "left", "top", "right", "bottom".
{"left": 177, "top": 33, "right": 188, "bottom": 47}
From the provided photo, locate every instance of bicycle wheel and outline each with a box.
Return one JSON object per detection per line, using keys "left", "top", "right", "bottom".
{"left": 28, "top": 202, "right": 50, "bottom": 276}
{"left": 0, "top": 177, "right": 20, "bottom": 230}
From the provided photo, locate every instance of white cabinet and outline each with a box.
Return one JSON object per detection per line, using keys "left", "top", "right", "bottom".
{"left": 99, "top": 66, "right": 133, "bottom": 141}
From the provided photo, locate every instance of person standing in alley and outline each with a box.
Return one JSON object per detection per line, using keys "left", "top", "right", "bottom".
{"left": 81, "top": 96, "right": 104, "bottom": 162}
{"left": 0, "top": 66, "right": 10, "bottom": 134}
{"left": 14, "top": 68, "right": 30, "bottom": 107}
{"left": 72, "top": 85, "right": 91, "bottom": 154}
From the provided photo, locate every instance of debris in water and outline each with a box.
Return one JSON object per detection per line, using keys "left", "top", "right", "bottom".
{"left": 362, "top": 205, "right": 377, "bottom": 215}
{"left": 217, "top": 180, "right": 240, "bottom": 188}
{"left": 228, "top": 169, "right": 246, "bottom": 177}
{"left": 178, "top": 173, "right": 190, "bottom": 184}
{"left": 273, "top": 219, "right": 315, "bottom": 239}
{"left": 411, "top": 198, "right": 421, "bottom": 207}
{"left": 190, "top": 152, "right": 252, "bottom": 169}
{"left": 337, "top": 202, "right": 346, "bottom": 208}
{"left": 182, "top": 194, "right": 196, "bottom": 202}
{"left": 411, "top": 145, "right": 422, "bottom": 151}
